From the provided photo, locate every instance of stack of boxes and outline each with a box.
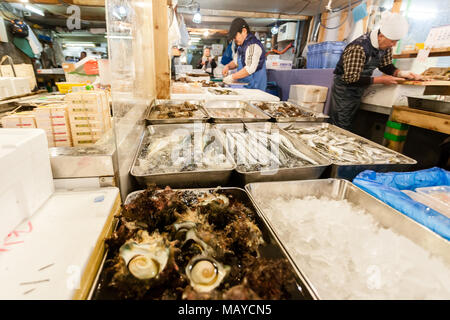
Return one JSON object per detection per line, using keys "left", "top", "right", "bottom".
{"left": 65, "top": 91, "right": 111, "bottom": 146}
{"left": 288, "top": 84, "right": 329, "bottom": 114}
{"left": 34, "top": 105, "right": 72, "bottom": 147}
{"left": 1, "top": 112, "right": 36, "bottom": 128}
{"left": 1, "top": 90, "right": 111, "bottom": 148}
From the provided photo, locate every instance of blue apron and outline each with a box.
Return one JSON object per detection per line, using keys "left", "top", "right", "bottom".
{"left": 237, "top": 53, "right": 267, "bottom": 91}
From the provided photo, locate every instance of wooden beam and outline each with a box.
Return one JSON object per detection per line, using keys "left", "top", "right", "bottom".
{"left": 337, "top": 11, "right": 348, "bottom": 41}
{"left": 152, "top": 0, "right": 170, "bottom": 99}
{"left": 318, "top": 12, "right": 328, "bottom": 43}
{"left": 199, "top": 9, "right": 309, "bottom": 21}
{"left": 392, "top": 0, "right": 402, "bottom": 13}
{"left": 391, "top": 105, "right": 450, "bottom": 135}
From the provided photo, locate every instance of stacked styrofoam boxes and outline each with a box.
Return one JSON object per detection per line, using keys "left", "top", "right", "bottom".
{"left": 0, "top": 78, "right": 14, "bottom": 99}
{"left": 288, "top": 84, "right": 329, "bottom": 113}
{"left": 0, "top": 128, "right": 54, "bottom": 240}
{"left": 65, "top": 91, "right": 111, "bottom": 146}
{"left": 1, "top": 112, "right": 36, "bottom": 129}
{"left": 34, "top": 105, "right": 73, "bottom": 147}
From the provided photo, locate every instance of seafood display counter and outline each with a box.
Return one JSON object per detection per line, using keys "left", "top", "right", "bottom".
{"left": 245, "top": 179, "right": 450, "bottom": 300}
{"left": 215, "top": 123, "right": 331, "bottom": 185}
{"left": 88, "top": 187, "right": 310, "bottom": 300}
{"left": 278, "top": 122, "right": 417, "bottom": 180}
{"left": 131, "top": 123, "right": 235, "bottom": 188}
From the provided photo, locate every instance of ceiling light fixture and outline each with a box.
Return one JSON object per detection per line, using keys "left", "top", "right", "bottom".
{"left": 192, "top": 2, "right": 201, "bottom": 24}
{"left": 271, "top": 26, "right": 279, "bottom": 35}
{"left": 25, "top": 4, "right": 44, "bottom": 16}
{"left": 203, "top": 30, "right": 209, "bottom": 37}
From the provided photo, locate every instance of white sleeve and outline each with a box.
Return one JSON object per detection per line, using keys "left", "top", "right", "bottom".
{"left": 233, "top": 52, "right": 238, "bottom": 65}
{"left": 244, "top": 44, "right": 262, "bottom": 75}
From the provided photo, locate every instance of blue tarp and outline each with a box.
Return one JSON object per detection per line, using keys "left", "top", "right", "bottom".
{"left": 353, "top": 167, "right": 450, "bottom": 241}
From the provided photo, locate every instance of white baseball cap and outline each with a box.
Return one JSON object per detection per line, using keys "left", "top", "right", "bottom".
{"left": 379, "top": 12, "right": 409, "bottom": 40}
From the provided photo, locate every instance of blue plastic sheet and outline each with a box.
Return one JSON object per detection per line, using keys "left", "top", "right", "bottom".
{"left": 353, "top": 167, "right": 450, "bottom": 241}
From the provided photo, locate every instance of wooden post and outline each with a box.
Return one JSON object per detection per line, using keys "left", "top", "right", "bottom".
{"left": 152, "top": 0, "right": 171, "bottom": 99}
{"left": 318, "top": 12, "right": 328, "bottom": 43}
{"left": 337, "top": 11, "right": 348, "bottom": 41}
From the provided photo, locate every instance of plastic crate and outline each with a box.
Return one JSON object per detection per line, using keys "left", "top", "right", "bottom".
{"left": 56, "top": 82, "right": 88, "bottom": 94}
{"left": 308, "top": 41, "right": 346, "bottom": 69}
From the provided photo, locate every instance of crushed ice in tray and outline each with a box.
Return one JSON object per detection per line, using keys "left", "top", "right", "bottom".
{"left": 260, "top": 195, "right": 450, "bottom": 299}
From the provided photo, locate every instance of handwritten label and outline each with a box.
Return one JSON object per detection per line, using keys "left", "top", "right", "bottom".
{"left": 0, "top": 222, "right": 33, "bottom": 253}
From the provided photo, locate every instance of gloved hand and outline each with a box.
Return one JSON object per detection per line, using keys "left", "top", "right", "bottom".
{"left": 223, "top": 75, "right": 234, "bottom": 84}
{"left": 397, "top": 70, "right": 423, "bottom": 80}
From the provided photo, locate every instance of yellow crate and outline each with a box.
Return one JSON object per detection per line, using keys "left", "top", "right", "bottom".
{"left": 56, "top": 82, "right": 88, "bottom": 94}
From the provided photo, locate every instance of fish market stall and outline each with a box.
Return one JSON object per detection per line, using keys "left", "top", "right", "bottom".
{"left": 215, "top": 123, "right": 331, "bottom": 184}
{"left": 131, "top": 123, "right": 235, "bottom": 188}
{"left": 88, "top": 187, "right": 310, "bottom": 300}
{"left": 204, "top": 100, "right": 270, "bottom": 123}
{"left": 246, "top": 179, "right": 450, "bottom": 300}
{"left": 250, "top": 101, "right": 328, "bottom": 122}
{"left": 279, "top": 122, "right": 417, "bottom": 180}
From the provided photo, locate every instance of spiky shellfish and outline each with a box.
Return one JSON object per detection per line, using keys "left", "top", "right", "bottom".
{"left": 185, "top": 255, "right": 230, "bottom": 293}
{"left": 119, "top": 230, "right": 170, "bottom": 280}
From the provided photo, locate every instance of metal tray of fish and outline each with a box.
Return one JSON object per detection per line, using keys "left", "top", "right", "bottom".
{"left": 145, "top": 99, "right": 209, "bottom": 124}
{"left": 88, "top": 187, "right": 311, "bottom": 300}
{"left": 204, "top": 100, "right": 270, "bottom": 123}
{"left": 279, "top": 122, "right": 417, "bottom": 180}
{"left": 214, "top": 122, "right": 331, "bottom": 185}
{"left": 130, "top": 123, "right": 235, "bottom": 188}
{"left": 245, "top": 179, "right": 450, "bottom": 300}
{"left": 249, "top": 101, "right": 329, "bottom": 122}
{"left": 207, "top": 88, "right": 238, "bottom": 96}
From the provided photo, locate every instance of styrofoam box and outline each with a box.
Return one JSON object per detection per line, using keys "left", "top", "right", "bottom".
{"left": 266, "top": 60, "right": 293, "bottom": 70}
{"left": 289, "top": 84, "right": 329, "bottom": 103}
{"left": 0, "top": 128, "right": 54, "bottom": 240}
{"left": 288, "top": 99, "right": 325, "bottom": 113}
{"left": 0, "top": 77, "right": 14, "bottom": 99}
{"left": 361, "top": 84, "right": 426, "bottom": 108}
{"left": 6, "top": 77, "right": 31, "bottom": 96}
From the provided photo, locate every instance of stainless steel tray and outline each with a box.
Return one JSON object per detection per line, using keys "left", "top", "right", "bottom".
{"left": 279, "top": 122, "right": 417, "bottom": 180}
{"left": 245, "top": 179, "right": 450, "bottom": 300}
{"left": 145, "top": 99, "right": 209, "bottom": 124}
{"left": 130, "top": 123, "right": 235, "bottom": 188}
{"left": 89, "top": 187, "right": 311, "bottom": 300}
{"left": 249, "top": 101, "right": 329, "bottom": 122}
{"left": 214, "top": 122, "right": 331, "bottom": 185}
{"left": 207, "top": 88, "right": 238, "bottom": 96}
{"left": 407, "top": 96, "right": 450, "bottom": 115}
{"left": 204, "top": 100, "right": 270, "bottom": 123}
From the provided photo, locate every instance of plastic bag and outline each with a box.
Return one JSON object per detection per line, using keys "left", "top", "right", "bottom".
{"left": 353, "top": 167, "right": 450, "bottom": 240}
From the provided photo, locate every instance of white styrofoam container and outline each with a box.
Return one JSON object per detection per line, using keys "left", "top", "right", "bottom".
{"left": 266, "top": 60, "right": 293, "bottom": 70}
{"left": 288, "top": 99, "right": 325, "bottom": 113}
{"left": 8, "top": 77, "right": 31, "bottom": 96}
{"left": 0, "top": 129, "right": 54, "bottom": 241}
{"left": 0, "top": 187, "right": 119, "bottom": 300}
{"left": 289, "top": 84, "right": 329, "bottom": 103}
{"left": 0, "top": 77, "right": 14, "bottom": 99}
{"left": 361, "top": 84, "right": 426, "bottom": 107}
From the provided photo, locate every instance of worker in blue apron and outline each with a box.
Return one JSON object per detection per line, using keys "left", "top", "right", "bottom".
{"left": 329, "top": 12, "right": 424, "bottom": 131}
{"left": 222, "top": 18, "right": 267, "bottom": 91}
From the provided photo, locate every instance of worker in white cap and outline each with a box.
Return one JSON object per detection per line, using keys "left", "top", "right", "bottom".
{"left": 329, "top": 12, "right": 424, "bottom": 130}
